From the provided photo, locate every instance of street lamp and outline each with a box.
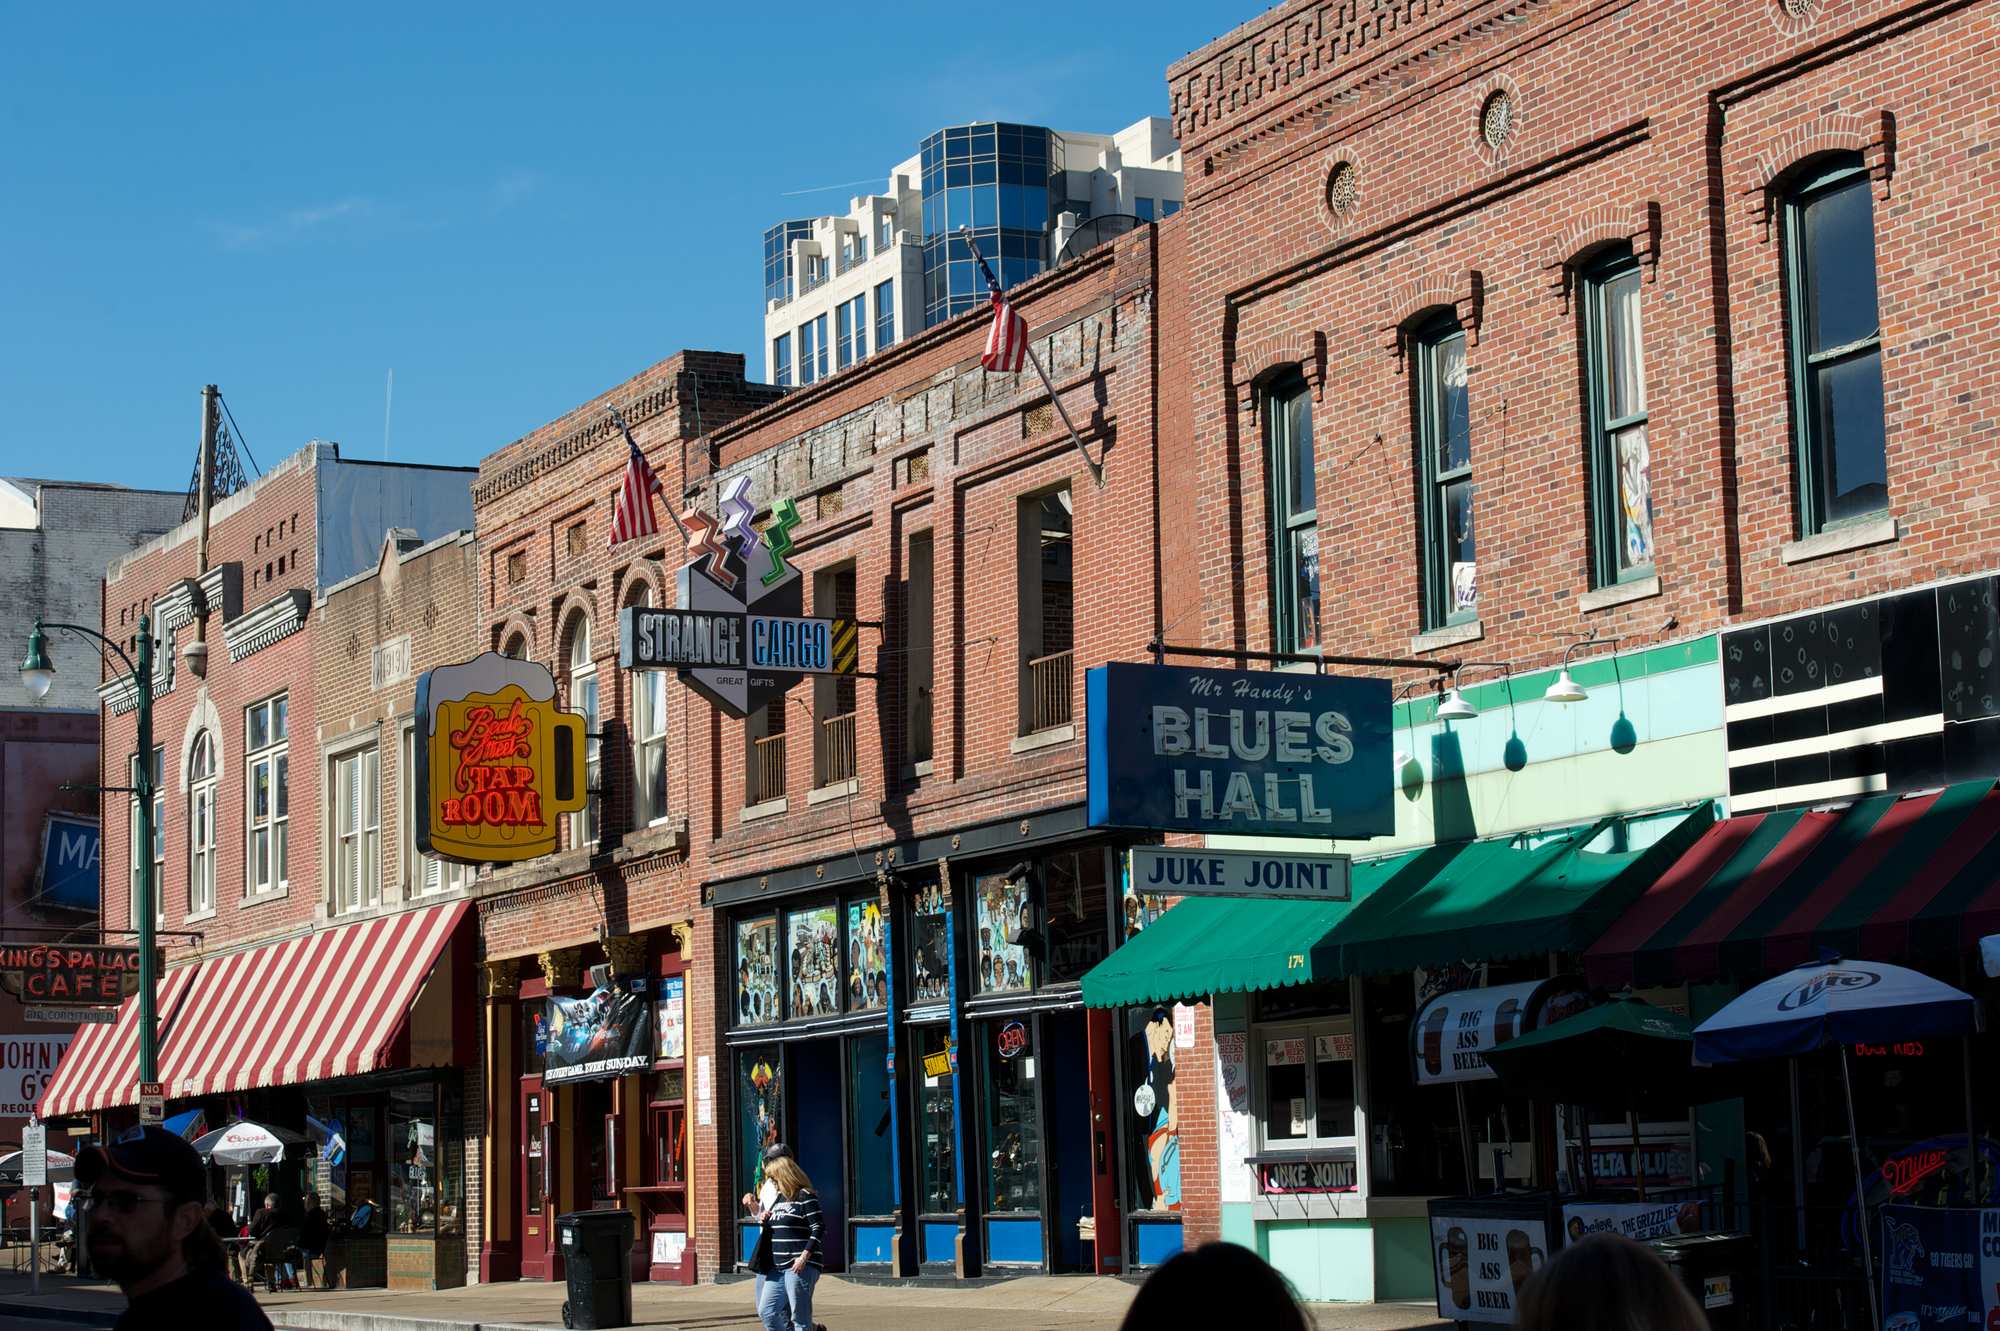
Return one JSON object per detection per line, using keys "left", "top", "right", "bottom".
{"left": 19, "top": 617, "right": 160, "bottom": 1086}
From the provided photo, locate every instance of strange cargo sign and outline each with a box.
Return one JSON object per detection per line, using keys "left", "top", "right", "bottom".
{"left": 1086, "top": 663, "right": 1392, "bottom": 838}
{"left": 415, "top": 653, "right": 589, "bottom": 865}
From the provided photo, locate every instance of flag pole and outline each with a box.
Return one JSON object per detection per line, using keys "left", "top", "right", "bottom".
{"left": 958, "top": 227, "right": 1103, "bottom": 486}
{"left": 607, "top": 403, "right": 689, "bottom": 540}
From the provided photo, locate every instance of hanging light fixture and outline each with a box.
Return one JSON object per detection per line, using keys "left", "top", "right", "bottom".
{"left": 1543, "top": 668, "right": 1588, "bottom": 704}
{"left": 1435, "top": 686, "right": 1479, "bottom": 720}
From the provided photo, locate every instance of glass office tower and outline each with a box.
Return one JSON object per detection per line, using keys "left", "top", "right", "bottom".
{"left": 920, "top": 124, "right": 1064, "bottom": 328}
{"left": 764, "top": 220, "right": 814, "bottom": 305}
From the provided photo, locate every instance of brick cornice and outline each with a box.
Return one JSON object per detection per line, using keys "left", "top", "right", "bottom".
{"left": 1379, "top": 270, "right": 1484, "bottom": 372}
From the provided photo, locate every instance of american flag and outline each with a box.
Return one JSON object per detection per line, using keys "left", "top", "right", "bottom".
{"left": 607, "top": 439, "right": 664, "bottom": 547}
{"left": 980, "top": 286, "right": 1028, "bottom": 373}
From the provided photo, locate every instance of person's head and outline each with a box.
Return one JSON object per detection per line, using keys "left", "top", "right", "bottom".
{"left": 76, "top": 1125, "right": 226, "bottom": 1289}
{"left": 1514, "top": 1234, "right": 1707, "bottom": 1331}
{"left": 1119, "top": 1243, "right": 1308, "bottom": 1331}
{"left": 303, "top": 1191, "right": 321, "bottom": 1211}
{"left": 764, "top": 1141, "right": 795, "bottom": 1166}
{"left": 766, "top": 1155, "right": 815, "bottom": 1199}
{"left": 263, "top": 1192, "right": 279, "bottom": 1210}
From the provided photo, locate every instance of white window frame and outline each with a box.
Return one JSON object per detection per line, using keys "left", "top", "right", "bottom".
{"left": 333, "top": 745, "right": 380, "bottom": 914}
{"left": 630, "top": 584, "right": 670, "bottom": 826}
{"left": 129, "top": 747, "right": 164, "bottom": 929}
{"left": 188, "top": 731, "right": 218, "bottom": 919}
{"left": 1253, "top": 1015, "right": 1359, "bottom": 1154}
{"left": 246, "top": 695, "right": 289, "bottom": 896}
{"left": 569, "top": 616, "right": 601, "bottom": 848}
{"left": 402, "top": 721, "right": 472, "bottom": 895}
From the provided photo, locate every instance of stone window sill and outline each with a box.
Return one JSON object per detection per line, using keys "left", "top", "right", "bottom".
{"left": 1577, "top": 575, "right": 1662, "bottom": 613}
{"left": 1011, "top": 723, "right": 1076, "bottom": 754}
{"left": 1780, "top": 517, "right": 1898, "bottom": 564}
{"left": 740, "top": 797, "right": 788, "bottom": 823}
{"left": 240, "top": 885, "right": 290, "bottom": 909}
{"left": 807, "top": 778, "right": 861, "bottom": 805}
{"left": 1409, "top": 620, "right": 1483, "bottom": 654}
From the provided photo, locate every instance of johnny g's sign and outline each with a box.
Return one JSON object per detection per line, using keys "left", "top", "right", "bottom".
{"left": 1086, "top": 663, "right": 1391, "bottom": 837}
{"left": 415, "top": 653, "right": 588, "bottom": 864}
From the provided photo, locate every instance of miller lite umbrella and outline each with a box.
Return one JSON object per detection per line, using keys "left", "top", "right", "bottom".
{"left": 1692, "top": 952, "right": 1979, "bottom": 1330}
{"left": 190, "top": 1119, "right": 307, "bottom": 1166}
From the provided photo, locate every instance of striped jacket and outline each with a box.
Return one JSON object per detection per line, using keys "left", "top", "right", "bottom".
{"left": 765, "top": 1188, "right": 824, "bottom": 1270}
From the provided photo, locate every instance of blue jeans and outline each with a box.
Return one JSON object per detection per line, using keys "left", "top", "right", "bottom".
{"left": 755, "top": 1263, "right": 819, "bottom": 1331}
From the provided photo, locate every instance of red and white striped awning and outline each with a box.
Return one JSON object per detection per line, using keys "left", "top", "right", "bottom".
{"left": 41, "top": 901, "right": 469, "bottom": 1118}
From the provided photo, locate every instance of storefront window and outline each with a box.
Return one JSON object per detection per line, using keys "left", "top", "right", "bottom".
{"left": 658, "top": 1105, "right": 687, "bottom": 1186}
{"left": 386, "top": 1081, "right": 463, "bottom": 1233}
{"left": 737, "top": 1047, "right": 783, "bottom": 1202}
{"left": 916, "top": 1026, "right": 956, "bottom": 1213}
{"left": 848, "top": 1031, "right": 893, "bottom": 1215}
{"left": 1125, "top": 1008, "right": 1182, "bottom": 1213}
{"left": 983, "top": 1019, "right": 1041, "bottom": 1211}
{"left": 1256, "top": 980, "right": 1356, "bottom": 1150}
{"left": 910, "top": 881, "right": 950, "bottom": 1006}
{"left": 975, "top": 873, "right": 1031, "bottom": 994}
{"left": 847, "top": 900, "right": 887, "bottom": 1011}
{"left": 736, "top": 916, "right": 779, "bottom": 1026}
{"left": 1043, "top": 851, "right": 1108, "bottom": 984}
{"left": 522, "top": 999, "right": 546, "bottom": 1077}
{"left": 1362, "top": 972, "right": 1453, "bottom": 1195}
{"left": 788, "top": 903, "right": 841, "bottom": 1018}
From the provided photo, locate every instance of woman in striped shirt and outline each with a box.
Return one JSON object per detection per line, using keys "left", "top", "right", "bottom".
{"left": 750, "top": 1155, "right": 823, "bottom": 1331}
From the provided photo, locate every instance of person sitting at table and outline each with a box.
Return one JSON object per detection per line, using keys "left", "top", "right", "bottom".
{"left": 245, "top": 1193, "right": 294, "bottom": 1288}
{"left": 287, "top": 1193, "right": 330, "bottom": 1289}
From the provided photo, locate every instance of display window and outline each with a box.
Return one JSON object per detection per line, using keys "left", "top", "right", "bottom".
{"left": 848, "top": 901, "right": 887, "bottom": 1011}
{"left": 656, "top": 977, "right": 685, "bottom": 1061}
{"left": 916, "top": 1026, "right": 957, "bottom": 1213}
{"left": 737, "top": 1047, "right": 783, "bottom": 1202}
{"left": 787, "top": 902, "right": 842, "bottom": 1018}
{"left": 982, "top": 1019, "right": 1041, "bottom": 1211}
{"left": 1124, "top": 1007, "right": 1182, "bottom": 1213}
{"left": 1255, "top": 980, "right": 1356, "bottom": 1153}
{"left": 521, "top": 999, "right": 546, "bottom": 1077}
{"left": 1042, "top": 851, "right": 1108, "bottom": 984}
{"left": 847, "top": 1031, "right": 893, "bottom": 1215}
{"left": 387, "top": 1081, "right": 464, "bottom": 1234}
{"left": 736, "top": 916, "right": 779, "bottom": 1026}
{"left": 910, "top": 881, "right": 951, "bottom": 1005}
{"left": 975, "top": 873, "right": 1031, "bottom": 995}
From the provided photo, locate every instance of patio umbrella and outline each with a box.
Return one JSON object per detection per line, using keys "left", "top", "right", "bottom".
{"left": 162, "top": 1109, "right": 207, "bottom": 1143}
{"left": 1692, "top": 953, "right": 1979, "bottom": 1331}
{"left": 0, "top": 1149, "right": 74, "bottom": 1183}
{"left": 190, "top": 1120, "right": 306, "bottom": 1166}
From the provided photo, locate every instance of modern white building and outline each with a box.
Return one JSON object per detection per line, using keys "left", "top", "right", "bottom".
{"left": 763, "top": 117, "right": 1183, "bottom": 388}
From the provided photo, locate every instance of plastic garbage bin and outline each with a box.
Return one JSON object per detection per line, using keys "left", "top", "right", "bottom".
{"left": 1643, "top": 1231, "right": 1756, "bottom": 1331}
{"left": 558, "top": 1208, "right": 635, "bottom": 1329}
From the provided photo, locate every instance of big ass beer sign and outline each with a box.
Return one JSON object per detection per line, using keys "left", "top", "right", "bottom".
{"left": 415, "top": 653, "right": 588, "bottom": 865}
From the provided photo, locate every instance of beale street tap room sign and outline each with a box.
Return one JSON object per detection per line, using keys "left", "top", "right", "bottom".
{"left": 1085, "top": 663, "right": 1393, "bottom": 838}
{"left": 619, "top": 475, "right": 857, "bottom": 720}
{"left": 415, "top": 653, "right": 589, "bottom": 865}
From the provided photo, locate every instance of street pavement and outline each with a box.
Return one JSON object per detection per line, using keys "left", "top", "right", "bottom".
{"left": 0, "top": 1270, "right": 1452, "bottom": 1330}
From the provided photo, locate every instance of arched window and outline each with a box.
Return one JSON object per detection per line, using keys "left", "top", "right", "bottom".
{"left": 503, "top": 632, "right": 527, "bottom": 660}
{"left": 189, "top": 731, "right": 217, "bottom": 916}
{"left": 630, "top": 582, "right": 670, "bottom": 826}
{"left": 1413, "top": 315, "right": 1476, "bottom": 629}
{"left": 568, "top": 614, "right": 600, "bottom": 847}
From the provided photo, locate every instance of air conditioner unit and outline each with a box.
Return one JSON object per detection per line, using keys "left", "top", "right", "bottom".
{"left": 587, "top": 963, "right": 613, "bottom": 990}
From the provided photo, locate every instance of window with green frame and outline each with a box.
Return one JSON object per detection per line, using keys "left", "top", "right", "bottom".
{"left": 1582, "top": 253, "right": 1653, "bottom": 584}
{"left": 1784, "top": 152, "right": 1888, "bottom": 534}
{"left": 1266, "top": 372, "right": 1320, "bottom": 653}
{"left": 1413, "top": 318, "right": 1475, "bottom": 628}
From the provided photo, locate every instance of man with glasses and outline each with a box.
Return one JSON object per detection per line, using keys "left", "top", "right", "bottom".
{"left": 76, "top": 1125, "right": 272, "bottom": 1329}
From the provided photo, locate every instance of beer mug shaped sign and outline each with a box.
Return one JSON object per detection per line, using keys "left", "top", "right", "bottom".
{"left": 416, "top": 653, "right": 588, "bottom": 864}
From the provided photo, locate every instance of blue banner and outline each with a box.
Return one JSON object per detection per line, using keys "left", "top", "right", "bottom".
{"left": 37, "top": 813, "right": 99, "bottom": 911}
{"left": 1880, "top": 1204, "right": 1985, "bottom": 1329}
{"left": 1086, "top": 663, "right": 1392, "bottom": 838}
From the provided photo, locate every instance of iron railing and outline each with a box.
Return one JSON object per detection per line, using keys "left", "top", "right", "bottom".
{"left": 1027, "top": 650, "right": 1073, "bottom": 732}
{"left": 752, "top": 734, "right": 785, "bottom": 806}
{"left": 820, "top": 713, "right": 857, "bottom": 785}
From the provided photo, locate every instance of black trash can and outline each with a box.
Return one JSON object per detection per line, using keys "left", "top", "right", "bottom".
{"left": 558, "top": 1208, "right": 635, "bottom": 1329}
{"left": 1643, "top": 1231, "right": 1756, "bottom": 1331}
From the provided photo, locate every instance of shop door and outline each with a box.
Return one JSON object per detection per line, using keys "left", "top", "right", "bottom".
{"left": 791, "top": 1039, "right": 847, "bottom": 1270}
{"left": 520, "top": 1081, "right": 553, "bottom": 1280}
{"left": 1045, "top": 1010, "right": 1094, "bottom": 1272}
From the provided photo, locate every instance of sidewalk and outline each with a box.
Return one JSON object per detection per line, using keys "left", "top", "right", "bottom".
{"left": 0, "top": 1271, "right": 1451, "bottom": 1331}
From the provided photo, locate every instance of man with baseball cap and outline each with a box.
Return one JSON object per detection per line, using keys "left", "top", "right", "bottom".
{"left": 76, "top": 1125, "right": 272, "bottom": 1329}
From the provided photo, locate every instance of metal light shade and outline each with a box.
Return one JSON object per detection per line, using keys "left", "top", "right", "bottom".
{"left": 1544, "top": 668, "right": 1588, "bottom": 704}
{"left": 19, "top": 622, "right": 53, "bottom": 699}
{"left": 1435, "top": 688, "right": 1478, "bottom": 721}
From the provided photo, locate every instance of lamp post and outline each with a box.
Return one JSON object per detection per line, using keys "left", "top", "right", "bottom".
{"left": 20, "top": 617, "right": 159, "bottom": 1085}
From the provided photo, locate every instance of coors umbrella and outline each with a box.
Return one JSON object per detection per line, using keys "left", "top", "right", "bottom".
{"left": 191, "top": 1119, "right": 307, "bottom": 1166}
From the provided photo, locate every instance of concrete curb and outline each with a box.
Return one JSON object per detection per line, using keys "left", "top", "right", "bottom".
{"left": 267, "top": 1315, "right": 521, "bottom": 1331}
{"left": 0, "top": 1302, "right": 118, "bottom": 1327}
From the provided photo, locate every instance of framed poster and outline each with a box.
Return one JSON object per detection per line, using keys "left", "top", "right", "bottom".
{"left": 975, "top": 873, "right": 1029, "bottom": 994}
{"left": 847, "top": 900, "right": 886, "bottom": 1011}
{"left": 656, "top": 976, "right": 685, "bottom": 1061}
{"left": 736, "top": 916, "right": 778, "bottom": 1026}
{"left": 788, "top": 904, "right": 841, "bottom": 1018}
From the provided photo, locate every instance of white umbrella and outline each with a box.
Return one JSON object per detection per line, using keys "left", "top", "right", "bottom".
{"left": 0, "top": 1149, "right": 74, "bottom": 1183}
{"left": 190, "top": 1121, "right": 303, "bottom": 1166}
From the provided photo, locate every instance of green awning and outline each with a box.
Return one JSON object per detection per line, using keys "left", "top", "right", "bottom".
{"left": 1081, "top": 803, "right": 1714, "bottom": 1009}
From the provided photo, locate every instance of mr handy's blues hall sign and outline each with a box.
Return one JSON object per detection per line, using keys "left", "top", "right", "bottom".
{"left": 1086, "top": 662, "right": 1392, "bottom": 838}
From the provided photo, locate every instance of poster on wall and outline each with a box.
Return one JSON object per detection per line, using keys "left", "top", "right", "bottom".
{"left": 910, "top": 882, "right": 950, "bottom": 1004}
{"left": 1878, "top": 1204, "right": 2000, "bottom": 1328}
{"left": 655, "top": 976, "right": 684, "bottom": 1061}
{"left": 1128, "top": 1008, "right": 1181, "bottom": 1213}
{"left": 847, "top": 901, "right": 886, "bottom": 1010}
{"left": 1562, "top": 1199, "right": 1708, "bottom": 1244}
{"left": 0, "top": 1037, "right": 70, "bottom": 1115}
{"left": 1215, "top": 1033, "right": 1253, "bottom": 1205}
{"left": 1573, "top": 1138, "right": 1695, "bottom": 1193}
{"left": 1430, "top": 1212, "right": 1547, "bottom": 1323}
{"left": 736, "top": 916, "right": 778, "bottom": 1025}
{"left": 788, "top": 904, "right": 841, "bottom": 1017}
{"left": 543, "top": 978, "right": 654, "bottom": 1085}
{"left": 975, "top": 873, "right": 1029, "bottom": 994}
{"left": 740, "top": 1053, "right": 782, "bottom": 1198}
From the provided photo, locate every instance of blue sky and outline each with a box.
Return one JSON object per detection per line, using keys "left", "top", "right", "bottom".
{"left": 0, "top": 2, "right": 1266, "bottom": 494}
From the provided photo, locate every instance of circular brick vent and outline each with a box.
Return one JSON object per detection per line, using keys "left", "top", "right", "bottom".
{"left": 1781, "top": 0, "right": 1813, "bottom": 16}
{"left": 1481, "top": 91, "right": 1516, "bottom": 150}
{"left": 1326, "top": 162, "right": 1359, "bottom": 217}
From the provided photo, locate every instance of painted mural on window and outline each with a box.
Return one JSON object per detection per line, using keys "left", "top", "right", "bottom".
{"left": 1126, "top": 1006, "right": 1181, "bottom": 1211}
{"left": 737, "top": 1048, "right": 783, "bottom": 1201}
{"left": 848, "top": 900, "right": 887, "bottom": 1011}
{"left": 789, "top": 903, "right": 841, "bottom": 1018}
{"left": 910, "top": 880, "right": 950, "bottom": 1004}
{"left": 975, "top": 873, "right": 1029, "bottom": 994}
{"left": 736, "top": 916, "right": 778, "bottom": 1026}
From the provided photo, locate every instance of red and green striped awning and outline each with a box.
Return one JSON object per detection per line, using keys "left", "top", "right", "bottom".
{"left": 1584, "top": 780, "right": 2000, "bottom": 990}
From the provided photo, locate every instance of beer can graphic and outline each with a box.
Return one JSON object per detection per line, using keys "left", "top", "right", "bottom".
{"left": 1421, "top": 1004, "right": 1449, "bottom": 1077}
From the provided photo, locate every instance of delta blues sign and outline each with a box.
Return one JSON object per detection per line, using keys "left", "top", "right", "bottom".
{"left": 1086, "top": 663, "right": 1392, "bottom": 838}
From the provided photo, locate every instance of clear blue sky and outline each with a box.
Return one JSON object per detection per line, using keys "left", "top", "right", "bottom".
{"left": 0, "top": 2, "right": 1265, "bottom": 494}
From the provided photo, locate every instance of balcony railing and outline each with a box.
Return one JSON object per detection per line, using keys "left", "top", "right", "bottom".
{"left": 820, "top": 712, "right": 857, "bottom": 786}
{"left": 836, "top": 238, "right": 870, "bottom": 275}
{"left": 752, "top": 734, "right": 786, "bottom": 806}
{"left": 1027, "top": 650, "right": 1074, "bottom": 733}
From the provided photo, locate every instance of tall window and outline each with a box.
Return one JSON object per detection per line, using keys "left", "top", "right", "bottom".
{"left": 631, "top": 585, "right": 669, "bottom": 825}
{"left": 1786, "top": 153, "right": 1888, "bottom": 533}
{"left": 1415, "top": 320, "right": 1476, "bottom": 627}
{"left": 836, "top": 296, "right": 867, "bottom": 369}
{"left": 799, "top": 314, "right": 829, "bottom": 386}
{"left": 569, "top": 616, "right": 601, "bottom": 847}
{"left": 403, "top": 726, "right": 471, "bottom": 894}
{"left": 772, "top": 333, "right": 793, "bottom": 389}
{"left": 877, "top": 214, "right": 893, "bottom": 250}
{"left": 130, "top": 747, "right": 163, "bottom": 928}
{"left": 189, "top": 732, "right": 217, "bottom": 916}
{"left": 334, "top": 746, "right": 380, "bottom": 913}
{"left": 875, "top": 281, "right": 896, "bottom": 351}
{"left": 1267, "top": 372, "right": 1319, "bottom": 652}
{"left": 1017, "top": 488, "right": 1074, "bottom": 735}
{"left": 906, "top": 530, "right": 934, "bottom": 767}
{"left": 1583, "top": 256, "right": 1652, "bottom": 583}
{"left": 247, "top": 695, "right": 289, "bottom": 893}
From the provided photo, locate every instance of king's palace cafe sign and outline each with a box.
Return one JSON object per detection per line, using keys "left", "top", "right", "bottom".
{"left": 0, "top": 944, "right": 144, "bottom": 1005}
